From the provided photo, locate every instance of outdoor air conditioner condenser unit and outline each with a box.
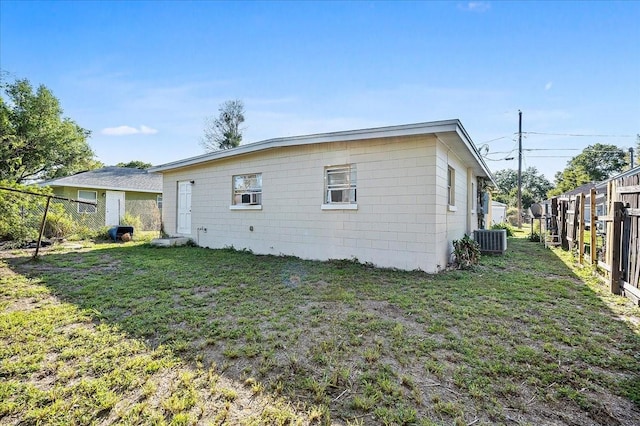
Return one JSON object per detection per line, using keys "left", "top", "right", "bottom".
{"left": 473, "top": 229, "right": 507, "bottom": 254}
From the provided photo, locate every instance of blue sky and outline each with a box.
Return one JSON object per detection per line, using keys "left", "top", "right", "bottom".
{"left": 2, "top": 1, "right": 639, "bottom": 181}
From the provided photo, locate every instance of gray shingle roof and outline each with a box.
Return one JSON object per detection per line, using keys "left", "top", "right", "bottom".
{"left": 40, "top": 167, "right": 162, "bottom": 193}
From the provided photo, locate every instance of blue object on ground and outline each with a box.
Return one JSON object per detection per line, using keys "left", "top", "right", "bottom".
{"left": 108, "top": 226, "right": 134, "bottom": 242}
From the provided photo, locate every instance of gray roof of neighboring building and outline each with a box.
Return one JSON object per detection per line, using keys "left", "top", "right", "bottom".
{"left": 40, "top": 167, "right": 162, "bottom": 193}
{"left": 556, "top": 182, "right": 598, "bottom": 199}
{"left": 595, "top": 165, "right": 640, "bottom": 189}
{"left": 149, "top": 119, "right": 495, "bottom": 184}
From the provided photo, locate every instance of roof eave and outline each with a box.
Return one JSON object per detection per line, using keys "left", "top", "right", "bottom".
{"left": 149, "top": 120, "right": 465, "bottom": 173}
{"left": 42, "top": 183, "right": 162, "bottom": 193}
{"left": 452, "top": 124, "right": 497, "bottom": 186}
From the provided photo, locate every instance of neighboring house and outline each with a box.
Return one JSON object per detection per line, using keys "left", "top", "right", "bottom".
{"left": 542, "top": 182, "right": 600, "bottom": 229}
{"left": 554, "top": 182, "right": 598, "bottom": 199}
{"left": 150, "top": 120, "right": 495, "bottom": 272}
{"left": 490, "top": 201, "right": 508, "bottom": 224}
{"left": 593, "top": 166, "right": 640, "bottom": 229}
{"left": 40, "top": 167, "right": 163, "bottom": 230}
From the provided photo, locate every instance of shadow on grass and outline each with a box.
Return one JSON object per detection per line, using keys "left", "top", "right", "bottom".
{"left": 4, "top": 237, "right": 640, "bottom": 425}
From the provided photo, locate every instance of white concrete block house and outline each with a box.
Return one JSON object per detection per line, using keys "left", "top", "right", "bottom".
{"left": 150, "top": 120, "right": 494, "bottom": 272}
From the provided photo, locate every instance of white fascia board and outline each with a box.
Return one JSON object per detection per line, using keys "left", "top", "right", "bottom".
{"left": 149, "top": 119, "right": 463, "bottom": 173}
{"left": 452, "top": 125, "right": 496, "bottom": 186}
{"left": 43, "top": 183, "right": 161, "bottom": 193}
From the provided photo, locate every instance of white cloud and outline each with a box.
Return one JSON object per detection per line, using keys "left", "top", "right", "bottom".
{"left": 458, "top": 2, "right": 491, "bottom": 12}
{"left": 139, "top": 125, "right": 158, "bottom": 134}
{"left": 101, "top": 125, "right": 158, "bottom": 136}
{"left": 545, "top": 81, "right": 553, "bottom": 91}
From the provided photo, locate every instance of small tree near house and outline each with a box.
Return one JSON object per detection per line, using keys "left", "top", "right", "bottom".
{"left": 201, "top": 99, "right": 245, "bottom": 152}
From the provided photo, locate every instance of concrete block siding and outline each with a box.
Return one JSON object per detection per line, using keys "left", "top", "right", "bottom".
{"left": 161, "top": 134, "right": 479, "bottom": 272}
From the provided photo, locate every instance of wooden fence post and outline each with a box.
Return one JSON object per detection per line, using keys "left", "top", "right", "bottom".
{"left": 590, "top": 188, "right": 597, "bottom": 265}
{"left": 606, "top": 181, "right": 614, "bottom": 271}
{"left": 561, "top": 200, "right": 569, "bottom": 250}
{"left": 610, "top": 201, "right": 624, "bottom": 295}
{"left": 578, "top": 194, "right": 585, "bottom": 264}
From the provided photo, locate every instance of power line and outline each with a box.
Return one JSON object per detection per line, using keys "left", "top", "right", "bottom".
{"left": 486, "top": 149, "right": 518, "bottom": 155}
{"left": 523, "top": 131, "right": 634, "bottom": 138}
{"left": 523, "top": 148, "right": 628, "bottom": 152}
{"left": 526, "top": 155, "right": 578, "bottom": 158}
{"left": 485, "top": 157, "right": 516, "bottom": 161}
{"left": 482, "top": 144, "right": 518, "bottom": 161}
{"left": 476, "top": 136, "right": 513, "bottom": 144}
{"left": 523, "top": 148, "right": 581, "bottom": 151}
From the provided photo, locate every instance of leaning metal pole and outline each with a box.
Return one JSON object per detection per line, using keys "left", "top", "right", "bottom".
{"left": 34, "top": 196, "right": 52, "bottom": 258}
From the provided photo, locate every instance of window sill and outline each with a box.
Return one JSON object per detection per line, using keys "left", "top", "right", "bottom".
{"left": 447, "top": 205, "right": 458, "bottom": 212}
{"left": 321, "top": 204, "right": 358, "bottom": 210}
{"left": 229, "top": 205, "right": 262, "bottom": 210}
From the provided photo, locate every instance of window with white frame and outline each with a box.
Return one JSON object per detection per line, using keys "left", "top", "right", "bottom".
{"left": 447, "top": 166, "right": 455, "bottom": 206}
{"left": 78, "top": 190, "right": 97, "bottom": 214}
{"left": 157, "top": 195, "right": 163, "bottom": 210}
{"left": 325, "top": 165, "right": 357, "bottom": 204}
{"left": 232, "top": 173, "right": 262, "bottom": 206}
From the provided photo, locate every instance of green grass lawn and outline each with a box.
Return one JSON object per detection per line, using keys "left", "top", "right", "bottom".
{"left": 1, "top": 235, "right": 639, "bottom": 425}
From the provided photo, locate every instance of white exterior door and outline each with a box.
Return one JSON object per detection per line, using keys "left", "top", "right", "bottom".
{"left": 105, "top": 191, "right": 125, "bottom": 226}
{"left": 177, "top": 181, "right": 192, "bottom": 234}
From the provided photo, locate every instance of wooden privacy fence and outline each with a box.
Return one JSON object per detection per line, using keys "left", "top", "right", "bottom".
{"left": 542, "top": 169, "right": 640, "bottom": 305}
{"left": 613, "top": 171, "right": 640, "bottom": 303}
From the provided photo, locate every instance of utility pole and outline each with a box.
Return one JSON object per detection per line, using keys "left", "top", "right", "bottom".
{"left": 630, "top": 147, "right": 635, "bottom": 169}
{"left": 517, "top": 110, "right": 523, "bottom": 228}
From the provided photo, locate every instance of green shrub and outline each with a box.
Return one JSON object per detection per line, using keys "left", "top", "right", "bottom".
{"left": 121, "top": 212, "right": 143, "bottom": 231}
{"left": 528, "top": 232, "right": 541, "bottom": 242}
{"left": 44, "top": 209, "right": 76, "bottom": 239}
{"left": 64, "top": 226, "right": 110, "bottom": 242}
{"left": 0, "top": 181, "right": 51, "bottom": 242}
{"left": 452, "top": 234, "right": 480, "bottom": 269}
{"left": 87, "top": 226, "right": 111, "bottom": 241}
{"left": 490, "top": 222, "right": 514, "bottom": 236}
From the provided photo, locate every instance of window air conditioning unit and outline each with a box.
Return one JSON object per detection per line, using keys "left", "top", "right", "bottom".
{"left": 241, "top": 193, "right": 260, "bottom": 205}
{"left": 473, "top": 229, "right": 507, "bottom": 254}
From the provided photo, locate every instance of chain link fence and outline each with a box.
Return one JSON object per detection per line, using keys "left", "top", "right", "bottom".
{"left": 0, "top": 187, "right": 162, "bottom": 243}
{"left": 120, "top": 199, "right": 162, "bottom": 234}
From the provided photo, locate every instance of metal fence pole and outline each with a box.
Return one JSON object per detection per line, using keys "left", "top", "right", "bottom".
{"left": 34, "top": 196, "right": 52, "bottom": 258}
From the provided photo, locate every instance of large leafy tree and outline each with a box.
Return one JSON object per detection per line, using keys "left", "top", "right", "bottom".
{"left": 0, "top": 180, "right": 52, "bottom": 241}
{"left": 549, "top": 143, "right": 627, "bottom": 197}
{"left": 548, "top": 166, "right": 592, "bottom": 197}
{"left": 567, "top": 143, "right": 627, "bottom": 182}
{"left": 201, "top": 99, "right": 245, "bottom": 151}
{"left": 115, "top": 160, "right": 152, "bottom": 169}
{"left": 0, "top": 77, "right": 97, "bottom": 183}
{"left": 492, "top": 167, "right": 552, "bottom": 207}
